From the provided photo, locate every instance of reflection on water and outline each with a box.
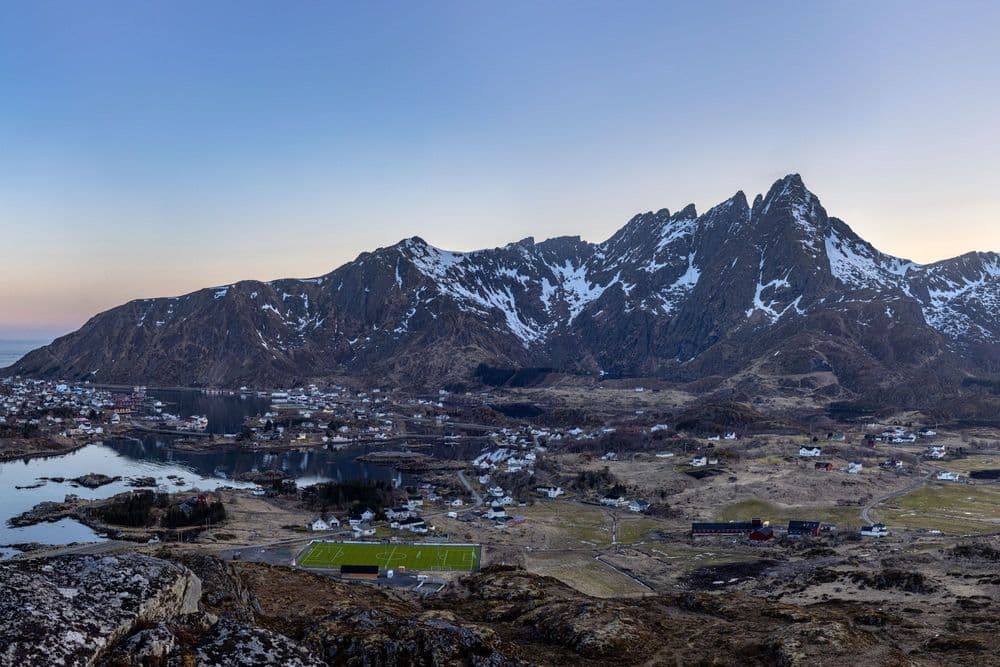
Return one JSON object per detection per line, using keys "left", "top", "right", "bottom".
{"left": 104, "top": 436, "right": 416, "bottom": 486}
{"left": 0, "top": 438, "right": 417, "bottom": 554}
{"left": 1, "top": 389, "right": 490, "bottom": 556}
{"left": 147, "top": 389, "right": 271, "bottom": 434}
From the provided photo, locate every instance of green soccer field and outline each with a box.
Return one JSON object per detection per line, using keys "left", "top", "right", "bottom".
{"left": 297, "top": 541, "right": 481, "bottom": 572}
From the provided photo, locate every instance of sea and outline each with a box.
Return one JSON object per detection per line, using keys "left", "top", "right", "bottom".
{"left": 0, "top": 339, "right": 48, "bottom": 369}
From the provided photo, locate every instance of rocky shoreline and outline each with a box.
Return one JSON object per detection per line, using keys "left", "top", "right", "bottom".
{"left": 0, "top": 435, "right": 86, "bottom": 462}
{"left": 355, "top": 450, "right": 468, "bottom": 472}
{"left": 7, "top": 490, "right": 224, "bottom": 543}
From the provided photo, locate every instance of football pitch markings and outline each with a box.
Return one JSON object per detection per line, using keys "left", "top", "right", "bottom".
{"left": 298, "top": 541, "right": 481, "bottom": 572}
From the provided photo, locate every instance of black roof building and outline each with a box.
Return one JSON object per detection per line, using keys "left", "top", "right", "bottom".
{"left": 787, "top": 520, "right": 821, "bottom": 536}
{"left": 691, "top": 518, "right": 764, "bottom": 534}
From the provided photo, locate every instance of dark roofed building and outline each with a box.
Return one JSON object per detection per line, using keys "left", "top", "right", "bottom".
{"left": 340, "top": 564, "right": 379, "bottom": 579}
{"left": 691, "top": 518, "right": 764, "bottom": 535}
{"left": 787, "top": 520, "right": 821, "bottom": 536}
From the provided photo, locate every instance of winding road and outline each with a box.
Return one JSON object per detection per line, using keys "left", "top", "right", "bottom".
{"left": 860, "top": 467, "right": 934, "bottom": 525}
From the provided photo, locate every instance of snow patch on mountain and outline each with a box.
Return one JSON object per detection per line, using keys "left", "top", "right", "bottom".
{"left": 548, "top": 260, "right": 611, "bottom": 322}
{"left": 658, "top": 253, "right": 701, "bottom": 314}
{"left": 746, "top": 258, "right": 802, "bottom": 323}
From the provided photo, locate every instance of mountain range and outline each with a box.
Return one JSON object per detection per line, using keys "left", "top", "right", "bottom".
{"left": 7, "top": 174, "right": 999, "bottom": 406}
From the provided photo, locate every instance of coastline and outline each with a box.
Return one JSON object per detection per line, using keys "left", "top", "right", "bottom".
{"left": 0, "top": 436, "right": 87, "bottom": 463}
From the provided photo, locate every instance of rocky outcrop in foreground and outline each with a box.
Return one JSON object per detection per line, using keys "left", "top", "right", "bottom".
{"left": 0, "top": 554, "right": 200, "bottom": 665}
{"left": 5, "top": 550, "right": 1000, "bottom": 665}
{"left": 0, "top": 553, "right": 324, "bottom": 667}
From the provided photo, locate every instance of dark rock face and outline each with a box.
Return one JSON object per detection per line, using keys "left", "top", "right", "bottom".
{"left": 7, "top": 174, "right": 998, "bottom": 400}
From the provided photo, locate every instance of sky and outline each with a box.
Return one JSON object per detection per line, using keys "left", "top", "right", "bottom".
{"left": 2, "top": 1, "right": 999, "bottom": 339}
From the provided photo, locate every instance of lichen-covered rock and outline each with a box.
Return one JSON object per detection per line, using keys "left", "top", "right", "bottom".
{"left": 0, "top": 553, "right": 200, "bottom": 666}
{"left": 194, "top": 619, "right": 325, "bottom": 666}
{"left": 102, "top": 614, "right": 324, "bottom": 667}
{"left": 311, "top": 607, "right": 514, "bottom": 666}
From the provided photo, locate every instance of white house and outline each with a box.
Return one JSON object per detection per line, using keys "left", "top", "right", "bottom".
{"left": 799, "top": 446, "right": 822, "bottom": 457}
{"left": 847, "top": 462, "right": 863, "bottom": 474}
{"left": 352, "top": 523, "right": 376, "bottom": 537}
{"left": 385, "top": 507, "right": 414, "bottom": 521}
{"left": 311, "top": 518, "right": 330, "bottom": 532}
{"left": 689, "top": 456, "right": 707, "bottom": 467}
{"left": 926, "top": 446, "right": 946, "bottom": 459}
{"left": 937, "top": 471, "right": 961, "bottom": 482}
{"left": 860, "top": 523, "right": 889, "bottom": 537}
{"left": 535, "top": 486, "right": 563, "bottom": 499}
{"left": 485, "top": 504, "right": 507, "bottom": 519}
{"left": 628, "top": 499, "right": 650, "bottom": 513}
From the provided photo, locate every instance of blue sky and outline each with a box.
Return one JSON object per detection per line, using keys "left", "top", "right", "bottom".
{"left": 2, "top": 1, "right": 999, "bottom": 337}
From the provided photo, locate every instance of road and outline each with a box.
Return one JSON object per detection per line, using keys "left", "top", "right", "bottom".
{"left": 593, "top": 554, "right": 655, "bottom": 592}
{"left": 860, "top": 467, "right": 934, "bottom": 525}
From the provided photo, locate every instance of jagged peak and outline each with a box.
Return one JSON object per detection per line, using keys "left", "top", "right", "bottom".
{"left": 758, "top": 173, "right": 816, "bottom": 213}
{"left": 537, "top": 235, "right": 588, "bottom": 251}
{"left": 702, "top": 191, "right": 750, "bottom": 221}
{"left": 676, "top": 203, "right": 698, "bottom": 219}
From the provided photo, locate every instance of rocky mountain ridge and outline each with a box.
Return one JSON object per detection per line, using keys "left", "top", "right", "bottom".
{"left": 7, "top": 174, "right": 999, "bottom": 404}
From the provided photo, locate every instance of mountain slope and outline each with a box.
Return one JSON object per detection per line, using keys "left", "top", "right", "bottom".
{"left": 7, "top": 174, "right": 999, "bottom": 402}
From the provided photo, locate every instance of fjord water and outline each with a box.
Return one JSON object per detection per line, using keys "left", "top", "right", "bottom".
{"left": 0, "top": 438, "right": 412, "bottom": 552}
{"left": 0, "top": 389, "right": 412, "bottom": 553}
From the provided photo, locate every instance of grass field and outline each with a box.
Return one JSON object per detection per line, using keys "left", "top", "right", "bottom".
{"left": 298, "top": 541, "right": 481, "bottom": 572}
{"left": 873, "top": 483, "right": 1000, "bottom": 535}
{"left": 525, "top": 551, "right": 649, "bottom": 598}
{"left": 937, "top": 455, "right": 1000, "bottom": 473}
{"left": 519, "top": 501, "right": 612, "bottom": 546}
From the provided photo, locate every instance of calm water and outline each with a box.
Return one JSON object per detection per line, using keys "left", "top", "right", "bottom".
{"left": 148, "top": 389, "right": 271, "bottom": 434}
{"left": 0, "top": 339, "right": 48, "bottom": 368}
{"left": 0, "top": 389, "right": 419, "bottom": 555}
{"left": 0, "top": 439, "right": 414, "bottom": 552}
